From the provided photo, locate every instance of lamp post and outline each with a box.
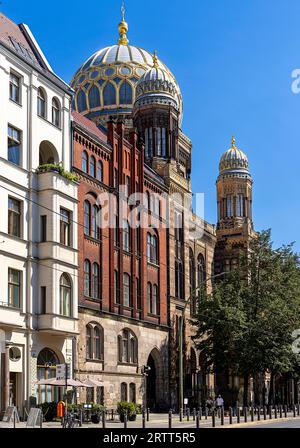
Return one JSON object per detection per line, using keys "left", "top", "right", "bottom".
{"left": 178, "top": 272, "right": 226, "bottom": 412}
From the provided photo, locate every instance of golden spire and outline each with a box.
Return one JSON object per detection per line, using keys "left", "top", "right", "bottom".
{"left": 153, "top": 49, "right": 158, "bottom": 68}
{"left": 231, "top": 135, "right": 236, "bottom": 148}
{"left": 118, "top": 0, "right": 129, "bottom": 45}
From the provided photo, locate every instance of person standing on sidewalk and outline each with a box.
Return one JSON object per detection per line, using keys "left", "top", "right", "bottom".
{"left": 216, "top": 395, "right": 224, "bottom": 417}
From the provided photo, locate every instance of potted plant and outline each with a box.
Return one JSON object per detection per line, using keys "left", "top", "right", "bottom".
{"left": 117, "top": 402, "right": 138, "bottom": 422}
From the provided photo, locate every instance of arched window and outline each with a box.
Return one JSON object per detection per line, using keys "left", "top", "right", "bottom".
{"left": 92, "top": 263, "right": 100, "bottom": 299}
{"left": 123, "top": 220, "right": 130, "bottom": 252}
{"left": 89, "top": 155, "right": 96, "bottom": 177}
{"left": 121, "top": 382, "right": 127, "bottom": 401}
{"left": 145, "top": 128, "right": 149, "bottom": 158}
{"left": 97, "top": 160, "right": 103, "bottom": 181}
{"left": 162, "top": 128, "right": 167, "bottom": 157}
{"left": 103, "top": 82, "right": 116, "bottom": 105}
{"left": 52, "top": 97, "right": 60, "bottom": 127}
{"left": 145, "top": 191, "right": 150, "bottom": 212}
{"left": 92, "top": 205, "right": 100, "bottom": 239}
{"left": 153, "top": 284, "right": 158, "bottom": 316}
{"left": 236, "top": 194, "right": 244, "bottom": 217}
{"left": 86, "top": 325, "right": 92, "bottom": 359}
{"left": 175, "top": 260, "right": 184, "bottom": 299}
{"left": 189, "top": 249, "right": 196, "bottom": 315}
{"left": 82, "top": 151, "right": 88, "bottom": 173}
{"left": 89, "top": 85, "right": 100, "bottom": 109}
{"left": 37, "top": 87, "right": 47, "bottom": 118}
{"left": 147, "top": 233, "right": 151, "bottom": 261}
{"left": 123, "top": 273, "right": 131, "bottom": 307}
{"left": 94, "top": 326, "right": 101, "bottom": 359}
{"left": 129, "top": 383, "right": 136, "bottom": 403}
{"left": 152, "top": 235, "right": 158, "bottom": 264}
{"left": 226, "top": 196, "right": 233, "bottom": 217}
{"left": 118, "top": 329, "right": 138, "bottom": 364}
{"left": 77, "top": 90, "right": 87, "bottom": 112}
{"left": 84, "top": 260, "right": 91, "bottom": 297}
{"left": 84, "top": 200, "right": 91, "bottom": 236}
{"left": 147, "top": 233, "right": 159, "bottom": 264}
{"left": 147, "top": 283, "right": 152, "bottom": 313}
{"left": 86, "top": 323, "right": 103, "bottom": 360}
{"left": 37, "top": 348, "right": 60, "bottom": 404}
{"left": 156, "top": 127, "right": 162, "bottom": 156}
{"left": 114, "top": 270, "right": 120, "bottom": 304}
{"left": 119, "top": 81, "right": 132, "bottom": 105}
{"left": 197, "top": 255, "right": 206, "bottom": 288}
{"left": 60, "top": 274, "right": 72, "bottom": 316}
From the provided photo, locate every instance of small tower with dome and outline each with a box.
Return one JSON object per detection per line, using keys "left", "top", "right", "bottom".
{"left": 133, "top": 51, "right": 185, "bottom": 167}
{"left": 214, "top": 137, "right": 255, "bottom": 275}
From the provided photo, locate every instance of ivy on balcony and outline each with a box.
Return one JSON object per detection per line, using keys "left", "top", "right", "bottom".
{"left": 37, "top": 162, "right": 79, "bottom": 183}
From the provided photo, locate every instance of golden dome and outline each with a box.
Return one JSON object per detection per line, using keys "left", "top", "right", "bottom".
{"left": 70, "top": 6, "right": 182, "bottom": 125}
{"left": 219, "top": 136, "right": 249, "bottom": 174}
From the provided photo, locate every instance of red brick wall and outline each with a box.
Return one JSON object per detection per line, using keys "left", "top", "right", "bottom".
{"left": 73, "top": 119, "right": 168, "bottom": 327}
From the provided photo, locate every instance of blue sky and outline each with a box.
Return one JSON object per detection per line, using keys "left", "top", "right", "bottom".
{"left": 4, "top": 0, "right": 300, "bottom": 250}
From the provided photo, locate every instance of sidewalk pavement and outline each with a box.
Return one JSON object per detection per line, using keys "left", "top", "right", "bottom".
{"left": 0, "top": 412, "right": 300, "bottom": 429}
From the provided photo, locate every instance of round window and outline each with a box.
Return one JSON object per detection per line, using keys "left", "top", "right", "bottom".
{"left": 105, "top": 68, "right": 115, "bottom": 77}
{"left": 9, "top": 347, "right": 21, "bottom": 362}
{"left": 120, "top": 66, "right": 131, "bottom": 76}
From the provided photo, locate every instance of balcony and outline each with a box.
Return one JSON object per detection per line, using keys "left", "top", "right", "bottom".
{"left": 38, "top": 313, "right": 78, "bottom": 335}
{"left": 36, "top": 165, "right": 78, "bottom": 198}
{"left": 0, "top": 302, "right": 26, "bottom": 329}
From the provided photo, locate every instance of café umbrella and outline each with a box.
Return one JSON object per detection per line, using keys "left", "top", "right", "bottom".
{"left": 81, "top": 378, "right": 103, "bottom": 387}
{"left": 36, "top": 378, "right": 85, "bottom": 387}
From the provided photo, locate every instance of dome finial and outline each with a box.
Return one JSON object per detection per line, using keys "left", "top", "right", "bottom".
{"left": 153, "top": 49, "right": 159, "bottom": 68}
{"left": 231, "top": 135, "right": 236, "bottom": 148}
{"left": 118, "top": 0, "right": 129, "bottom": 45}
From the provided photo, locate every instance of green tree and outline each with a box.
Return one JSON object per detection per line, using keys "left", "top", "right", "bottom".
{"left": 192, "top": 230, "right": 300, "bottom": 406}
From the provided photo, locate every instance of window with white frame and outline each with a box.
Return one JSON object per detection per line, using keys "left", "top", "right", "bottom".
{"left": 8, "top": 197, "right": 22, "bottom": 238}
{"left": 9, "top": 72, "right": 21, "bottom": 104}
{"left": 8, "top": 125, "right": 22, "bottom": 166}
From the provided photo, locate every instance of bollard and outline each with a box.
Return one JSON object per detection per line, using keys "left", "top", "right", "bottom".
{"left": 237, "top": 407, "right": 240, "bottom": 424}
{"left": 102, "top": 410, "right": 106, "bottom": 429}
{"left": 229, "top": 407, "right": 233, "bottom": 425}
{"left": 279, "top": 405, "right": 282, "bottom": 419}
{"left": 269, "top": 406, "right": 272, "bottom": 420}
{"left": 124, "top": 411, "right": 128, "bottom": 429}
{"left": 244, "top": 407, "right": 248, "bottom": 423}
{"left": 257, "top": 407, "right": 261, "bottom": 421}
{"left": 284, "top": 405, "right": 287, "bottom": 418}
{"left": 263, "top": 406, "right": 267, "bottom": 420}
{"left": 221, "top": 407, "right": 224, "bottom": 426}
{"left": 147, "top": 408, "right": 150, "bottom": 422}
{"left": 111, "top": 409, "right": 114, "bottom": 421}
{"left": 142, "top": 410, "right": 146, "bottom": 428}
{"left": 274, "top": 406, "right": 278, "bottom": 419}
{"left": 13, "top": 410, "right": 16, "bottom": 429}
{"left": 293, "top": 405, "right": 296, "bottom": 418}
{"left": 199, "top": 407, "right": 202, "bottom": 420}
{"left": 297, "top": 404, "right": 300, "bottom": 417}
{"left": 179, "top": 408, "right": 183, "bottom": 422}
{"left": 205, "top": 407, "right": 208, "bottom": 420}
{"left": 196, "top": 411, "right": 200, "bottom": 429}
{"left": 212, "top": 409, "right": 216, "bottom": 428}
{"left": 187, "top": 408, "right": 190, "bottom": 421}
{"left": 168, "top": 410, "right": 172, "bottom": 429}
{"left": 251, "top": 407, "right": 254, "bottom": 422}
{"left": 193, "top": 408, "right": 196, "bottom": 421}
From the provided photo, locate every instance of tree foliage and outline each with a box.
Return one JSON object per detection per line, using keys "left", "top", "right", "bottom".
{"left": 192, "top": 230, "right": 300, "bottom": 405}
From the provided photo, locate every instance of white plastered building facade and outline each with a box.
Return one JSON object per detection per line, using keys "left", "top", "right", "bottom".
{"left": 0, "top": 16, "right": 78, "bottom": 416}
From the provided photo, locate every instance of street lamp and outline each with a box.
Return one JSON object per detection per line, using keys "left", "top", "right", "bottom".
{"left": 178, "top": 272, "right": 226, "bottom": 412}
